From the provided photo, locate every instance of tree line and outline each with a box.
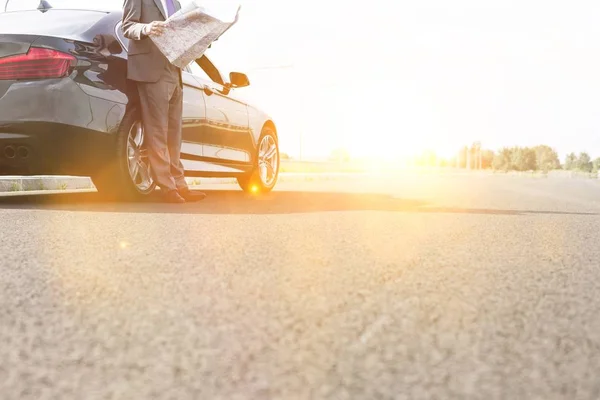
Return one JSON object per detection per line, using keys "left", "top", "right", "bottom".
{"left": 320, "top": 145, "right": 600, "bottom": 174}
{"left": 486, "top": 145, "right": 600, "bottom": 173}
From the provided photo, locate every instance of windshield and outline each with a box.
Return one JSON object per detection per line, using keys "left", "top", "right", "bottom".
{"left": 2, "top": 0, "right": 123, "bottom": 12}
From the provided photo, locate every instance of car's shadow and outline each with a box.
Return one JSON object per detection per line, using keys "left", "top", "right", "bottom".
{"left": 0, "top": 190, "right": 428, "bottom": 215}
{"left": 0, "top": 190, "right": 598, "bottom": 216}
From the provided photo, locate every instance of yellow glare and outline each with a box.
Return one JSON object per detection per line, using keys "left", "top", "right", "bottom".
{"left": 251, "top": 185, "right": 259, "bottom": 193}
{"left": 120, "top": 241, "right": 129, "bottom": 249}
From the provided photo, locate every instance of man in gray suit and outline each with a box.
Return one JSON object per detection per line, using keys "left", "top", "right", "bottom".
{"left": 122, "top": 0, "right": 206, "bottom": 203}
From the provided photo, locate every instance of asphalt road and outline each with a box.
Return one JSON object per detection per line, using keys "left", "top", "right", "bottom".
{"left": 1, "top": 172, "right": 600, "bottom": 400}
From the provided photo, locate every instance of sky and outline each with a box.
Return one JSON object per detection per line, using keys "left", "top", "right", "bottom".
{"left": 204, "top": 0, "right": 600, "bottom": 160}
{"left": 5, "top": 0, "right": 600, "bottom": 160}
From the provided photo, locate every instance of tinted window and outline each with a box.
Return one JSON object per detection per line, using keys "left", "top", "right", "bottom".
{"left": 187, "top": 61, "right": 212, "bottom": 82}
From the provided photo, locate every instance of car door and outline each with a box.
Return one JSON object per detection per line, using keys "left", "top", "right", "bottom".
{"left": 179, "top": 68, "right": 208, "bottom": 171}
{"left": 187, "top": 56, "right": 252, "bottom": 167}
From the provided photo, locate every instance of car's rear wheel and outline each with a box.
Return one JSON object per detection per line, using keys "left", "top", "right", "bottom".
{"left": 238, "top": 126, "right": 279, "bottom": 194}
{"left": 92, "top": 110, "right": 156, "bottom": 200}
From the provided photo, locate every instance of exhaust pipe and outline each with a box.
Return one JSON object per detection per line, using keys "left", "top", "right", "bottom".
{"left": 4, "top": 145, "right": 16, "bottom": 159}
{"left": 17, "top": 146, "right": 29, "bottom": 159}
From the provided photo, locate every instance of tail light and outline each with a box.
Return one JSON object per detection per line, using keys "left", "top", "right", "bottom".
{"left": 0, "top": 47, "right": 76, "bottom": 80}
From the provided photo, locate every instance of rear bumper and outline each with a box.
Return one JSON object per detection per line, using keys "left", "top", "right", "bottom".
{"left": 0, "top": 122, "right": 115, "bottom": 175}
{"left": 0, "top": 77, "right": 124, "bottom": 175}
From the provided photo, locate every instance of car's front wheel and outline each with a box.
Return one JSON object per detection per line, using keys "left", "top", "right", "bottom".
{"left": 238, "top": 126, "right": 279, "bottom": 194}
{"left": 92, "top": 110, "right": 156, "bottom": 200}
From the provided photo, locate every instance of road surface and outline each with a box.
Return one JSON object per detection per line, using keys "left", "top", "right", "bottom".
{"left": 1, "top": 172, "right": 600, "bottom": 399}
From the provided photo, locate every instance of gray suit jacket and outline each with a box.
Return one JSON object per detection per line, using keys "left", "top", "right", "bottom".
{"left": 122, "top": 0, "right": 182, "bottom": 83}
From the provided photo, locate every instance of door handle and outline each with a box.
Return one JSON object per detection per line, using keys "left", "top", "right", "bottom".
{"left": 203, "top": 85, "right": 214, "bottom": 96}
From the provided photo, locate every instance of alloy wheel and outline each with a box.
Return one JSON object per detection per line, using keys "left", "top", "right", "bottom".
{"left": 126, "top": 121, "right": 154, "bottom": 192}
{"left": 258, "top": 135, "right": 278, "bottom": 187}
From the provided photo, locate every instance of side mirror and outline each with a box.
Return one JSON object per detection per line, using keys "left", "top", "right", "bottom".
{"left": 229, "top": 72, "right": 250, "bottom": 88}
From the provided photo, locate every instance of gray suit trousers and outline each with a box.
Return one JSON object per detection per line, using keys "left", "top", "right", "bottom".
{"left": 136, "top": 65, "right": 187, "bottom": 192}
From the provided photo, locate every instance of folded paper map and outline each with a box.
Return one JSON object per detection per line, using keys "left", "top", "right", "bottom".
{"left": 150, "top": 1, "right": 241, "bottom": 69}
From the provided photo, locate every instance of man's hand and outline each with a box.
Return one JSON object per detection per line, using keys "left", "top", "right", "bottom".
{"left": 143, "top": 21, "right": 166, "bottom": 37}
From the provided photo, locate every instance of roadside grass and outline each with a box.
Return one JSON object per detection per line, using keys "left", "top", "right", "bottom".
{"left": 279, "top": 161, "right": 600, "bottom": 180}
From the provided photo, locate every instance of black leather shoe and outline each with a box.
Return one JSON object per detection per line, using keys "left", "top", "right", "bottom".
{"left": 178, "top": 188, "right": 206, "bottom": 202}
{"left": 164, "top": 189, "right": 186, "bottom": 204}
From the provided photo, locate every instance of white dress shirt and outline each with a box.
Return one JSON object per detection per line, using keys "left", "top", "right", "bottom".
{"left": 160, "top": 0, "right": 169, "bottom": 16}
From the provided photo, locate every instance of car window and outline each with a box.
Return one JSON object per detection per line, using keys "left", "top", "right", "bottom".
{"left": 187, "top": 60, "right": 212, "bottom": 83}
{"left": 197, "top": 55, "right": 225, "bottom": 86}
{"left": 188, "top": 55, "right": 227, "bottom": 88}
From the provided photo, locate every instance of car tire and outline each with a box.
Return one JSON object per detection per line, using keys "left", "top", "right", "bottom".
{"left": 237, "top": 126, "right": 279, "bottom": 194}
{"left": 91, "top": 108, "right": 156, "bottom": 201}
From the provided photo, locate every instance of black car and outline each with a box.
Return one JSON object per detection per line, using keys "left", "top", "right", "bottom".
{"left": 0, "top": 1, "right": 280, "bottom": 198}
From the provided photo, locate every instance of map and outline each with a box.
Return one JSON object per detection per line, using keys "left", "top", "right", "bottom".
{"left": 150, "top": 1, "right": 241, "bottom": 69}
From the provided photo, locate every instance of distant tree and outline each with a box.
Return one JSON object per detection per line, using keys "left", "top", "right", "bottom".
{"left": 419, "top": 150, "right": 437, "bottom": 167}
{"left": 468, "top": 142, "right": 482, "bottom": 169}
{"left": 576, "top": 152, "right": 593, "bottom": 172}
{"left": 492, "top": 148, "right": 512, "bottom": 171}
{"left": 481, "top": 150, "right": 495, "bottom": 169}
{"left": 533, "top": 145, "right": 560, "bottom": 172}
{"left": 593, "top": 157, "right": 600, "bottom": 173}
{"left": 280, "top": 153, "right": 291, "bottom": 160}
{"left": 330, "top": 148, "right": 350, "bottom": 162}
{"left": 564, "top": 153, "right": 577, "bottom": 170}
{"left": 458, "top": 146, "right": 468, "bottom": 168}
{"left": 510, "top": 147, "right": 537, "bottom": 171}
{"left": 447, "top": 156, "right": 460, "bottom": 168}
